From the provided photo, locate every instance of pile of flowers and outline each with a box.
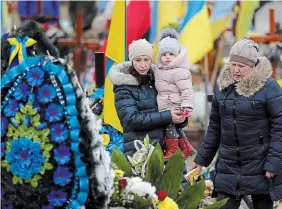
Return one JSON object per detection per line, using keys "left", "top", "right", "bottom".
{"left": 108, "top": 137, "right": 228, "bottom": 209}
{"left": 110, "top": 169, "right": 179, "bottom": 209}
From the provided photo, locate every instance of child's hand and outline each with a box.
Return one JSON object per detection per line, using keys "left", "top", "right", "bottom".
{"left": 182, "top": 108, "right": 193, "bottom": 117}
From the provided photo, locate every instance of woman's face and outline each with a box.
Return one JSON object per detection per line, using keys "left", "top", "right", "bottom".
{"left": 230, "top": 61, "right": 252, "bottom": 81}
{"left": 132, "top": 56, "right": 152, "bottom": 75}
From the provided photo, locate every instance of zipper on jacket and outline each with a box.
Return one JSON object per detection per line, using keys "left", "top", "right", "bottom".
{"left": 232, "top": 94, "right": 241, "bottom": 199}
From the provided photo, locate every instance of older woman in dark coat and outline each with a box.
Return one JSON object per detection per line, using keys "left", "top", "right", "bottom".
{"left": 192, "top": 39, "right": 282, "bottom": 209}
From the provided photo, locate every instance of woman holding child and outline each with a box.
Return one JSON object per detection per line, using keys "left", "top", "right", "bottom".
{"left": 108, "top": 28, "right": 195, "bottom": 158}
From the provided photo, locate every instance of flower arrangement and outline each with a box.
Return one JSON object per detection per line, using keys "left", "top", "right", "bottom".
{"left": 110, "top": 169, "right": 159, "bottom": 208}
{"left": 87, "top": 87, "right": 124, "bottom": 154}
{"left": 109, "top": 137, "right": 228, "bottom": 209}
{"left": 1, "top": 58, "right": 88, "bottom": 209}
{"left": 2, "top": 102, "right": 54, "bottom": 187}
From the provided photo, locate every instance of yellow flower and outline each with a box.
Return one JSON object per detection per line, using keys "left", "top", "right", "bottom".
{"left": 101, "top": 134, "right": 110, "bottom": 146}
{"left": 158, "top": 197, "right": 179, "bottom": 209}
{"left": 114, "top": 169, "right": 124, "bottom": 178}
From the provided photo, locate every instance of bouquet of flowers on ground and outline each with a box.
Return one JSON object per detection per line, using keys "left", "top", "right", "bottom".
{"left": 109, "top": 136, "right": 228, "bottom": 209}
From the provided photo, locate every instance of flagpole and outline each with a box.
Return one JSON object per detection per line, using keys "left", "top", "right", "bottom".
{"left": 211, "top": 34, "right": 225, "bottom": 92}
{"left": 125, "top": 0, "right": 127, "bottom": 61}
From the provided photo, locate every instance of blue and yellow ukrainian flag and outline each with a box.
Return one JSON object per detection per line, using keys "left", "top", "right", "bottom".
{"left": 103, "top": 0, "right": 126, "bottom": 132}
{"left": 210, "top": 1, "right": 236, "bottom": 40}
{"left": 235, "top": 0, "right": 259, "bottom": 41}
{"left": 149, "top": 0, "right": 183, "bottom": 61}
{"left": 179, "top": 1, "right": 213, "bottom": 64}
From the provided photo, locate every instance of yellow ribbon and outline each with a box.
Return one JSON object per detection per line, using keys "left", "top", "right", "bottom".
{"left": 7, "top": 37, "right": 37, "bottom": 65}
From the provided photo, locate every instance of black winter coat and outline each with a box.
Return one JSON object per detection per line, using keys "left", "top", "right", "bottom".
{"left": 194, "top": 57, "right": 282, "bottom": 201}
{"left": 109, "top": 62, "right": 186, "bottom": 156}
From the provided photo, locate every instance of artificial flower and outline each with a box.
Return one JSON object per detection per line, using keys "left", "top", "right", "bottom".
{"left": 53, "top": 166, "right": 72, "bottom": 186}
{"left": 106, "top": 133, "right": 124, "bottom": 154}
{"left": 90, "top": 87, "right": 104, "bottom": 100}
{"left": 124, "top": 177, "right": 157, "bottom": 200}
{"left": 3, "top": 99, "right": 19, "bottom": 117}
{"left": 114, "top": 169, "right": 124, "bottom": 178}
{"left": 158, "top": 196, "right": 179, "bottom": 209}
{"left": 13, "top": 83, "right": 29, "bottom": 100}
{"left": 1, "top": 117, "right": 8, "bottom": 137}
{"left": 47, "top": 189, "right": 67, "bottom": 207}
{"left": 45, "top": 104, "right": 63, "bottom": 122}
{"left": 119, "top": 178, "right": 127, "bottom": 188}
{"left": 38, "top": 85, "right": 56, "bottom": 104}
{"left": 53, "top": 144, "right": 71, "bottom": 165}
{"left": 26, "top": 67, "right": 44, "bottom": 87}
{"left": 50, "top": 123, "right": 68, "bottom": 143}
{"left": 6, "top": 137, "right": 44, "bottom": 179}
{"left": 157, "top": 190, "right": 167, "bottom": 201}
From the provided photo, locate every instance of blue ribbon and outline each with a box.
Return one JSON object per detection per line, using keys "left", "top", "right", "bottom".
{"left": 71, "top": 142, "right": 80, "bottom": 154}
{"left": 57, "top": 70, "right": 69, "bottom": 85}
{"left": 74, "top": 157, "right": 84, "bottom": 168}
{"left": 68, "top": 200, "right": 81, "bottom": 209}
{"left": 63, "top": 83, "right": 75, "bottom": 94}
{"left": 65, "top": 94, "right": 76, "bottom": 105}
{"left": 50, "top": 63, "right": 63, "bottom": 75}
{"left": 64, "top": 105, "right": 78, "bottom": 116}
{"left": 76, "top": 186, "right": 89, "bottom": 204}
{"left": 69, "top": 116, "right": 80, "bottom": 129}
{"left": 1, "top": 74, "right": 11, "bottom": 88}
{"left": 70, "top": 129, "right": 80, "bottom": 142}
{"left": 41, "top": 62, "right": 51, "bottom": 72}
{"left": 52, "top": 59, "right": 89, "bottom": 209}
{"left": 76, "top": 166, "right": 88, "bottom": 177}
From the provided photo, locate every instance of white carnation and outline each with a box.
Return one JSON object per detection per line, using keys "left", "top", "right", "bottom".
{"left": 124, "top": 177, "right": 157, "bottom": 200}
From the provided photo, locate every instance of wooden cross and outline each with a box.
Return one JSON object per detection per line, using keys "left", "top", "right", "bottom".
{"left": 57, "top": 13, "right": 100, "bottom": 79}
{"left": 250, "top": 8, "right": 282, "bottom": 79}
{"left": 250, "top": 8, "right": 282, "bottom": 43}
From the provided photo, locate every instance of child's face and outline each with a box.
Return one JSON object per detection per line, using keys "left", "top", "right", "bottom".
{"left": 161, "top": 52, "right": 176, "bottom": 66}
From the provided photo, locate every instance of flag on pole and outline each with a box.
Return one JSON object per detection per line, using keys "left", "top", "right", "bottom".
{"left": 179, "top": 1, "right": 213, "bottom": 64}
{"left": 235, "top": 0, "right": 259, "bottom": 41}
{"left": 103, "top": 0, "right": 126, "bottom": 132}
{"left": 210, "top": 1, "right": 236, "bottom": 40}
{"left": 149, "top": 1, "right": 183, "bottom": 61}
{"left": 149, "top": 1, "right": 182, "bottom": 43}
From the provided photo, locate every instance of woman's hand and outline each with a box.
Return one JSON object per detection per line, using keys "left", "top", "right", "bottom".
{"left": 171, "top": 110, "right": 185, "bottom": 124}
{"left": 265, "top": 171, "right": 276, "bottom": 179}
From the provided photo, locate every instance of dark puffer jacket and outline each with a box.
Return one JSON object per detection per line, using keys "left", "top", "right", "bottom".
{"left": 194, "top": 57, "right": 282, "bottom": 201}
{"left": 109, "top": 62, "right": 177, "bottom": 156}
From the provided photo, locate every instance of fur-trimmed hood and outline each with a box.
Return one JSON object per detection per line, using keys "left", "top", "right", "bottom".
{"left": 217, "top": 56, "right": 273, "bottom": 97}
{"left": 108, "top": 61, "right": 140, "bottom": 86}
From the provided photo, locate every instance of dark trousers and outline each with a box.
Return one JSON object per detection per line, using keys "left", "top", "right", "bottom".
{"left": 165, "top": 124, "right": 186, "bottom": 139}
{"left": 217, "top": 192, "right": 273, "bottom": 209}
